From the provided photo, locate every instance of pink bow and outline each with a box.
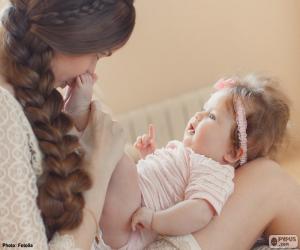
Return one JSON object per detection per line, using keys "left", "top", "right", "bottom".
{"left": 214, "top": 78, "right": 236, "bottom": 90}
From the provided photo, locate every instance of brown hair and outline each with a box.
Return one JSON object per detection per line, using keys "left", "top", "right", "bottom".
{"left": 0, "top": 0, "right": 135, "bottom": 240}
{"left": 223, "top": 75, "right": 290, "bottom": 166}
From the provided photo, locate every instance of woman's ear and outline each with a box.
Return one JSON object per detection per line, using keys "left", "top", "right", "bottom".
{"left": 223, "top": 148, "right": 243, "bottom": 164}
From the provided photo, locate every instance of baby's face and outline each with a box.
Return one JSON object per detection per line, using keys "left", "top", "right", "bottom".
{"left": 183, "top": 90, "right": 235, "bottom": 164}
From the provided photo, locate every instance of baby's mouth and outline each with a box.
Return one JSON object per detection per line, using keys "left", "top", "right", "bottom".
{"left": 187, "top": 123, "right": 195, "bottom": 135}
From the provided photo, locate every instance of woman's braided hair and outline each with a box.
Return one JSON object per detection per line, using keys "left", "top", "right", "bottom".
{"left": 0, "top": 0, "right": 135, "bottom": 240}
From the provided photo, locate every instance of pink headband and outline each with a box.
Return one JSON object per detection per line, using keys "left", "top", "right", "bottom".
{"left": 214, "top": 78, "right": 248, "bottom": 165}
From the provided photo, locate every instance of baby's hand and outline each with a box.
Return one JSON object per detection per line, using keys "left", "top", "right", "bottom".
{"left": 131, "top": 207, "right": 154, "bottom": 232}
{"left": 64, "top": 72, "right": 96, "bottom": 115}
{"left": 134, "top": 124, "right": 156, "bottom": 159}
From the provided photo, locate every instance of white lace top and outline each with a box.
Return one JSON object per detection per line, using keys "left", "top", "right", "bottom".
{"left": 0, "top": 86, "right": 82, "bottom": 250}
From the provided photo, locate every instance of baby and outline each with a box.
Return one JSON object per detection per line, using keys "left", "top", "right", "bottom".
{"left": 64, "top": 73, "right": 290, "bottom": 250}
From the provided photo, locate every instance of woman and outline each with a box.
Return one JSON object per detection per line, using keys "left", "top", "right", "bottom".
{"left": 0, "top": 1, "right": 299, "bottom": 250}
{"left": 0, "top": 0, "right": 135, "bottom": 249}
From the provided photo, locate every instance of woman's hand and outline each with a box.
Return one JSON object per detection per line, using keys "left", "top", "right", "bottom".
{"left": 131, "top": 207, "right": 154, "bottom": 231}
{"left": 80, "top": 100, "right": 126, "bottom": 180}
{"left": 134, "top": 124, "right": 156, "bottom": 159}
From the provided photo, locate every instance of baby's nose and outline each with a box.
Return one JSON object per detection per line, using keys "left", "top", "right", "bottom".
{"left": 195, "top": 112, "right": 204, "bottom": 121}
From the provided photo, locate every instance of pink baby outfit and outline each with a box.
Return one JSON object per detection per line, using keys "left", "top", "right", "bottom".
{"left": 95, "top": 140, "right": 234, "bottom": 250}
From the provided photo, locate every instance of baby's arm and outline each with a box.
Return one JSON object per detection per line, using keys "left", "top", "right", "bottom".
{"left": 131, "top": 199, "right": 214, "bottom": 236}
{"left": 132, "top": 159, "right": 235, "bottom": 235}
{"left": 64, "top": 73, "right": 95, "bottom": 132}
{"left": 134, "top": 124, "right": 156, "bottom": 159}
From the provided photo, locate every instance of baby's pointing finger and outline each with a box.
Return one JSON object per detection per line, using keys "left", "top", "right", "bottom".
{"left": 148, "top": 124, "right": 156, "bottom": 140}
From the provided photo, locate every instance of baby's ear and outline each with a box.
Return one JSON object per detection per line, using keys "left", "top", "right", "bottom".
{"left": 223, "top": 148, "right": 243, "bottom": 164}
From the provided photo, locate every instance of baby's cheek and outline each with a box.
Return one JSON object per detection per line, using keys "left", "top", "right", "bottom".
{"left": 194, "top": 127, "right": 209, "bottom": 143}
{"left": 195, "top": 127, "right": 219, "bottom": 150}
{"left": 192, "top": 132, "right": 207, "bottom": 152}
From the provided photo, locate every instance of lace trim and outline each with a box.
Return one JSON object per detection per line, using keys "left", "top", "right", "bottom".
{"left": 145, "top": 234, "right": 201, "bottom": 250}
{"left": 0, "top": 86, "right": 43, "bottom": 176}
{"left": 49, "top": 233, "right": 82, "bottom": 250}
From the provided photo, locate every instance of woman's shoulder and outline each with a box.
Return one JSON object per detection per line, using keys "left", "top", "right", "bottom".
{"left": 0, "top": 83, "right": 27, "bottom": 127}
{"left": 0, "top": 83, "right": 43, "bottom": 176}
{"left": 0, "top": 74, "right": 15, "bottom": 95}
{"left": 0, "top": 76, "right": 18, "bottom": 105}
{"left": 0, "top": 83, "right": 23, "bottom": 118}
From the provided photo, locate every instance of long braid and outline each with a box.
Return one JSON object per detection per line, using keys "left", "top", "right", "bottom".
{"left": 31, "top": 0, "right": 116, "bottom": 25}
{"left": 1, "top": 3, "right": 92, "bottom": 240}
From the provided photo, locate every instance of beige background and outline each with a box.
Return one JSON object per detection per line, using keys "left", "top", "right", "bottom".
{"left": 97, "top": 0, "right": 300, "bottom": 181}
{"left": 97, "top": 0, "right": 300, "bottom": 134}
{"left": 1, "top": 0, "right": 299, "bottom": 180}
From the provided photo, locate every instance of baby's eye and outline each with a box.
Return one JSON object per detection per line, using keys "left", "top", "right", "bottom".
{"left": 208, "top": 112, "right": 216, "bottom": 120}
